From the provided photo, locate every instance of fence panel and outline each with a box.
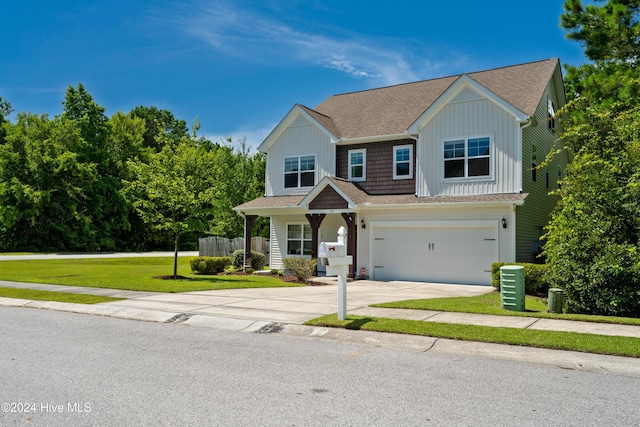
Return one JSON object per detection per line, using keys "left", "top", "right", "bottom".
{"left": 198, "top": 236, "right": 269, "bottom": 258}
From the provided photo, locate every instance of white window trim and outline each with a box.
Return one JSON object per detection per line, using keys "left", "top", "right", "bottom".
{"left": 348, "top": 148, "right": 366, "bottom": 182}
{"left": 286, "top": 223, "right": 312, "bottom": 258}
{"left": 393, "top": 144, "right": 413, "bottom": 180}
{"left": 283, "top": 154, "right": 316, "bottom": 190}
{"left": 441, "top": 135, "right": 494, "bottom": 182}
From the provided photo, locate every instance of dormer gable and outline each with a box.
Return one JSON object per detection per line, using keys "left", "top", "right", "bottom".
{"left": 258, "top": 104, "right": 338, "bottom": 153}
{"left": 408, "top": 75, "right": 529, "bottom": 134}
{"left": 298, "top": 176, "right": 364, "bottom": 211}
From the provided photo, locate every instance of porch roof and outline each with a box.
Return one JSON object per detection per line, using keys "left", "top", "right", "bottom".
{"left": 235, "top": 178, "right": 528, "bottom": 213}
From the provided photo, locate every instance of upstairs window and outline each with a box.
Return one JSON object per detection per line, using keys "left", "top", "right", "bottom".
{"left": 548, "top": 99, "right": 556, "bottom": 131}
{"left": 287, "top": 224, "right": 312, "bottom": 256}
{"left": 443, "top": 136, "right": 491, "bottom": 179}
{"left": 348, "top": 149, "right": 366, "bottom": 181}
{"left": 531, "top": 144, "right": 537, "bottom": 182}
{"left": 393, "top": 145, "right": 413, "bottom": 179}
{"left": 284, "top": 155, "right": 315, "bottom": 188}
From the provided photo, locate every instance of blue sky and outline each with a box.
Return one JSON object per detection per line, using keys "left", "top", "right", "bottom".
{"left": 1, "top": 1, "right": 587, "bottom": 149}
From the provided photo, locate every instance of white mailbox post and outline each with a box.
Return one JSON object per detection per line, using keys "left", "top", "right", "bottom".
{"left": 318, "top": 226, "right": 352, "bottom": 321}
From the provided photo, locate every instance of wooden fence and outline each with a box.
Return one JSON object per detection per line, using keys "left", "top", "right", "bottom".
{"left": 198, "top": 236, "right": 270, "bottom": 258}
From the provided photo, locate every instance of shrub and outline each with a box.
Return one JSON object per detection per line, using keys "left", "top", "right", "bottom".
{"left": 223, "top": 265, "right": 237, "bottom": 275}
{"left": 491, "top": 262, "right": 550, "bottom": 295}
{"left": 232, "top": 249, "right": 266, "bottom": 271}
{"left": 283, "top": 257, "right": 317, "bottom": 282}
{"left": 190, "top": 256, "right": 232, "bottom": 275}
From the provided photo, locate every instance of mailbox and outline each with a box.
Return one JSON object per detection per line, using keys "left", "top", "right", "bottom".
{"left": 319, "top": 242, "right": 352, "bottom": 277}
{"left": 318, "top": 242, "right": 346, "bottom": 266}
{"left": 320, "top": 226, "right": 352, "bottom": 321}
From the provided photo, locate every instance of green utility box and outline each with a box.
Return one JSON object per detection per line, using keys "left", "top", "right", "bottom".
{"left": 500, "top": 266, "right": 525, "bottom": 311}
{"left": 548, "top": 288, "right": 564, "bottom": 314}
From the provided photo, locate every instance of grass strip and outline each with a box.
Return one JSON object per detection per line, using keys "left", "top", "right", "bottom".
{"left": 374, "top": 291, "right": 640, "bottom": 326}
{"left": 306, "top": 314, "right": 640, "bottom": 358}
{"left": 0, "top": 258, "right": 303, "bottom": 292}
{"left": 0, "top": 287, "right": 123, "bottom": 304}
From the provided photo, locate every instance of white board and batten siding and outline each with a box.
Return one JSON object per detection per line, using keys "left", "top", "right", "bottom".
{"left": 265, "top": 118, "right": 335, "bottom": 197}
{"left": 417, "top": 98, "right": 521, "bottom": 197}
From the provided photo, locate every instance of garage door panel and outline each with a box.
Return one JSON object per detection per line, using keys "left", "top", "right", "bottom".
{"left": 372, "top": 224, "right": 498, "bottom": 286}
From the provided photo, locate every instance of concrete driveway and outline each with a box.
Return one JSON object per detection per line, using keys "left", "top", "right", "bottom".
{"left": 101, "top": 278, "right": 494, "bottom": 323}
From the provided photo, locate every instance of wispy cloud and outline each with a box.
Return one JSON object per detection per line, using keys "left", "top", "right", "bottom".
{"left": 166, "top": 1, "right": 458, "bottom": 86}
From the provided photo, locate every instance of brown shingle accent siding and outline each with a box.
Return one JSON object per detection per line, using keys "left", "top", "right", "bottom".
{"left": 337, "top": 139, "right": 416, "bottom": 195}
{"left": 309, "top": 186, "right": 348, "bottom": 210}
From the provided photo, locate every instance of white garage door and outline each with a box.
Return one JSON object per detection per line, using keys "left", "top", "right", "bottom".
{"left": 372, "top": 224, "right": 498, "bottom": 285}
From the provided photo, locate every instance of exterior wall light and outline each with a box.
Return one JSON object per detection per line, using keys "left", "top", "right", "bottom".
{"left": 501, "top": 217, "right": 507, "bottom": 229}
{"left": 360, "top": 219, "right": 366, "bottom": 229}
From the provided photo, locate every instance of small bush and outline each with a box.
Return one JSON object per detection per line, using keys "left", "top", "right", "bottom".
{"left": 232, "top": 250, "right": 266, "bottom": 271}
{"left": 270, "top": 269, "right": 283, "bottom": 276}
{"left": 223, "top": 265, "right": 237, "bottom": 275}
{"left": 283, "top": 257, "right": 317, "bottom": 282}
{"left": 491, "top": 262, "right": 550, "bottom": 295}
{"left": 190, "top": 256, "right": 232, "bottom": 275}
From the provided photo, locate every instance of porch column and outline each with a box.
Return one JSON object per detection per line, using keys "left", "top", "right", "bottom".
{"left": 244, "top": 215, "right": 257, "bottom": 267}
{"left": 341, "top": 213, "right": 357, "bottom": 278}
{"left": 305, "top": 213, "right": 326, "bottom": 259}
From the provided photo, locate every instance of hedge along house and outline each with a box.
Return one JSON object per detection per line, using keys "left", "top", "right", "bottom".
{"left": 234, "top": 58, "right": 568, "bottom": 286}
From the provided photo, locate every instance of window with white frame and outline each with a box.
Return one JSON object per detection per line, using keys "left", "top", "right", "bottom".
{"left": 393, "top": 145, "right": 413, "bottom": 179}
{"left": 443, "top": 136, "right": 491, "bottom": 179}
{"left": 548, "top": 99, "right": 556, "bottom": 131}
{"left": 284, "top": 155, "right": 316, "bottom": 188}
{"left": 287, "top": 224, "right": 312, "bottom": 256}
{"left": 348, "top": 149, "right": 366, "bottom": 181}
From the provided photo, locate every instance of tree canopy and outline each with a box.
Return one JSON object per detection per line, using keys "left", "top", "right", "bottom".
{"left": 543, "top": 0, "right": 640, "bottom": 316}
{"left": 0, "top": 85, "right": 265, "bottom": 254}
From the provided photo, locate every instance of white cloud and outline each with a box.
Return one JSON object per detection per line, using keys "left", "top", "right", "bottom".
{"left": 167, "top": 1, "right": 458, "bottom": 86}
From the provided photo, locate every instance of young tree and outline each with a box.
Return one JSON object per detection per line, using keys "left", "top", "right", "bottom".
{"left": 124, "top": 132, "right": 217, "bottom": 278}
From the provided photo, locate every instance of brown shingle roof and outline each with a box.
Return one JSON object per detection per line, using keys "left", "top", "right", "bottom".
{"left": 308, "top": 58, "right": 558, "bottom": 139}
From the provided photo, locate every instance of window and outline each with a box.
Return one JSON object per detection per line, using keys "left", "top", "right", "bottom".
{"left": 548, "top": 99, "right": 556, "bottom": 131}
{"left": 545, "top": 168, "right": 549, "bottom": 188}
{"left": 443, "top": 136, "right": 490, "bottom": 179}
{"left": 531, "top": 144, "right": 537, "bottom": 182}
{"left": 348, "top": 149, "right": 366, "bottom": 181}
{"left": 558, "top": 166, "right": 562, "bottom": 190}
{"left": 287, "top": 224, "right": 312, "bottom": 256}
{"left": 284, "top": 155, "right": 315, "bottom": 188}
{"left": 393, "top": 145, "right": 413, "bottom": 179}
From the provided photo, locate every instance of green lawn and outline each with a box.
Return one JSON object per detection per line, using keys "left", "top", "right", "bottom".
{"left": 374, "top": 291, "right": 640, "bottom": 326}
{"left": 306, "top": 314, "right": 640, "bottom": 358}
{"left": 0, "top": 258, "right": 302, "bottom": 292}
{"left": 0, "top": 287, "right": 123, "bottom": 304}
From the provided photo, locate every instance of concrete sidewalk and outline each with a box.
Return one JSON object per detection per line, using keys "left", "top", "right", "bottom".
{"left": 2, "top": 278, "right": 640, "bottom": 377}
{"left": 2, "top": 278, "right": 640, "bottom": 338}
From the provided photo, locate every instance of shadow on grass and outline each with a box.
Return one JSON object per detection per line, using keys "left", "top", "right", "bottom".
{"left": 345, "top": 317, "right": 375, "bottom": 330}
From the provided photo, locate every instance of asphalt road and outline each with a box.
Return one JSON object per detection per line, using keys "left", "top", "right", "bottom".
{"left": 1, "top": 307, "right": 639, "bottom": 426}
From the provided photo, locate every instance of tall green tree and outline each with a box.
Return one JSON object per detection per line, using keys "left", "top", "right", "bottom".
{"left": 124, "top": 131, "right": 218, "bottom": 278}
{"left": 61, "top": 85, "right": 132, "bottom": 250}
{"left": 129, "top": 106, "right": 188, "bottom": 152}
{"left": 543, "top": 0, "right": 640, "bottom": 316}
{"left": 209, "top": 138, "right": 266, "bottom": 238}
{"left": 0, "top": 113, "right": 97, "bottom": 251}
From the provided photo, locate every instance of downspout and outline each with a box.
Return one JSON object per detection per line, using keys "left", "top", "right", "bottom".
{"left": 517, "top": 116, "right": 535, "bottom": 193}
{"left": 404, "top": 132, "right": 419, "bottom": 196}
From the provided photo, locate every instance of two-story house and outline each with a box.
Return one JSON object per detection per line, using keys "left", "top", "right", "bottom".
{"left": 235, "top": 58, "right": 568, "bottom": 286}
